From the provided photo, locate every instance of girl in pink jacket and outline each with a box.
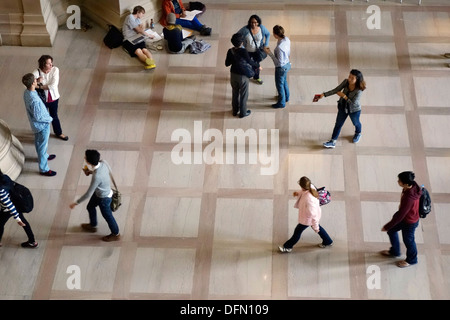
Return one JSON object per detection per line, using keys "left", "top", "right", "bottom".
{"left": 279, "top": 176, "right": 333, "bottom": 253}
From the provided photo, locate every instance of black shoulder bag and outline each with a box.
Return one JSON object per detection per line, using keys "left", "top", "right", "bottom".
{"left": 249, "top": 27, "right": 267, "bottom": 62}
{"left": 36, "top": 69, "right": 46, "bottom": 103}
{"left": 231, "top": 48, "right": 255, "bottom": 78}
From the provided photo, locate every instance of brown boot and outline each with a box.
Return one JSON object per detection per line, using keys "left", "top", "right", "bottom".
{"left": 81, "top": 223, "right": 97, "bottom": 233}
{"left": 102, "top": 233, "right": 120, "bottom": 242}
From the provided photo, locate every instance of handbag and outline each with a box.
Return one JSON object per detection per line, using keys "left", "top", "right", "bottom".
{"left": 249, "top": 28, "right": 267, "bottom": 62}
{"left": 103, "top": 160, "right": 122, "bottom": 212}
{"left": 317, "top": 187, "right": 331, "bottom": 206}
{"left": 231, "top": 49, "right": 255, "bottom": 78}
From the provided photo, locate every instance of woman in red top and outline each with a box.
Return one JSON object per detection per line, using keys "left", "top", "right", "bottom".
{"left": 381, "top": 171, "right": 422, "bottom": 268}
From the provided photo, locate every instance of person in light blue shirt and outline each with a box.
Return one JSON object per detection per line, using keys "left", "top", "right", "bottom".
{"left": 265, "top": 25, "right": 291, "bottom": 109}
{"left": 237, "top": 15, "right": 271, "bottom": 84}
{"left": 22, "top": 73, "right": 56, "bottom": 176}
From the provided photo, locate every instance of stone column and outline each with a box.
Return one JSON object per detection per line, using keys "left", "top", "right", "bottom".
{"left": 80, "top": 0, "right": 160, "bottom": 30}
{"left": 21, "top": 0, "right": 58, "bottom": 46}
{"left": 0, "top": 119, "right": 25, "bottom": 180}
{"left": 0, "top": 0, "right": 59, "bottom": 46}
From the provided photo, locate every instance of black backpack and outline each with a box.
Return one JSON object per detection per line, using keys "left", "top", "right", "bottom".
{"left": 419, "top": 185, "right": 431, "bottom": 218}
{"left": 103, "top": 24, "right": 124, "bottom": 49}
{"left": 10, "top": 182, "right": 34, "bottom": 213}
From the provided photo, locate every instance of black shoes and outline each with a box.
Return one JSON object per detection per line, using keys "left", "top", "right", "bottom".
{"left": 239, "top": 110, "right": 251, "bottom": 118}
{"left": 58, "top": 134, "right": 69, "bottom": 141}
{"left": 48, "top": 154, "right": 56, "bottom": 160}
{"left": 21, "top": 241, "right": 39, "bottom": 248}
{"left": 200, "top": 25, "right": 212, "bottom": 36}
{"left": 40, "top": 170, "right": 57, "bottom": 176}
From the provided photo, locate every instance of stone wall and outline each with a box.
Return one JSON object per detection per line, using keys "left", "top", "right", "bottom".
{"left": 0, "top": 0, "right": 161, "bottom": 46}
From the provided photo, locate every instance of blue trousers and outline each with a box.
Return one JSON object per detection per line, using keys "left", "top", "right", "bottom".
{"left": 331, "top": 109, "right": 361, "bottom": 140}
{"left": 283, "top": 223, "right": 333, "bottom": 249}
{"left": 176, "top": 17, "right": 203, "bottom": 31}
{"left": 87, "top": 194, "right": 119, "bottom": 235}
{"left": 35, "top": 125, "right": 50, "bottom": 173}
{"left": 387, "top": 221, "right": 419, "bottom": 264}
{"left": 274, "top": 62, "right": 291, "bottom": 107}
{"left": 45, "top": 99, "right": 62, "bottom": 136}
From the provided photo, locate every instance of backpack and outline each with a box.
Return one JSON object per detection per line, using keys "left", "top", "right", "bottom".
{"left": 10, "top": 182, "right": 34, "bottom": 213}
{"left": 419, "top": 185, "right": 431, "bottom": 218}
{"left": 187, "top": 2, "right": 206, "bottom": 15}
{"left": 317, "top": 187, "right": 331, "bottom": 206}
{"left": 103, "top": 24, "right": 124, "bottom": 49}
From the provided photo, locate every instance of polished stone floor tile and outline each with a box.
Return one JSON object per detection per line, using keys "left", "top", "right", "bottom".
{"left": 1, "top": 1, "right": 449, "bottom": 301}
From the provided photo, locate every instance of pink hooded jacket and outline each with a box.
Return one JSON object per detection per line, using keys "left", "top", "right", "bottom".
{"left": 294, "top": 188, "right": 322, "bottom": 232}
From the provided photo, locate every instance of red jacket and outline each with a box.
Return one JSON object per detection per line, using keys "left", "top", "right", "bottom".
{"left": 160, "top": 0, "right": 186, "bottom": 26}
{"left": 383, "top": 181, "right": 421, "bottom": 230}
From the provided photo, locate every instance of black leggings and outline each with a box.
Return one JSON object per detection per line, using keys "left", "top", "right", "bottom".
{"left": 0, "top": 210, "right": 35, "bottom": 244}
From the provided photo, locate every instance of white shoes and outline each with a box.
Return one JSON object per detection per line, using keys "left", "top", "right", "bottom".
{"left": 278, "top": 246, "right": 292, "bottom": 253}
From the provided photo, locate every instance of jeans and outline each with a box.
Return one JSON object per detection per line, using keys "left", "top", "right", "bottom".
{"left": 87, "top": 194, "right": 119, "bottom": 235}
{"left": 45, "top": 99, "right": 62, "bottom": 136}
{"left": 176, "top": 17, "right": 203, "bottom": 31}
{"left": 0, "top": 210, "right": 36, "bottom": 243}
{"left": 387, "top": 221, "right": 419, "bottom": 264}
{"left": 35, "top": 125, "right": 50, "bottom": 173}
{"left": 283, "top": 223, "right": 333, "bottom": 249}
{"left": 331, "top": 109, "right": 361, "bottom": 141}
{"left": 230, "top": 72, "right": 250, "bottom": 115}
{"left": 274, "top": 62, "right": 291, "bottom": 107}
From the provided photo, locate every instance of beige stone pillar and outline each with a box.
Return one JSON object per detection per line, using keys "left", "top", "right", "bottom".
{"left": 21, "top": 0, "right": 58, "bottom": 46}
{"left": 0, "top": 0, "right": 59, "bottom": 46}
{"left": 80, "top": 0, "right": 161, "bottom": 30}
{"left": 0, "top": 119, "right": 25, "bottom": 180}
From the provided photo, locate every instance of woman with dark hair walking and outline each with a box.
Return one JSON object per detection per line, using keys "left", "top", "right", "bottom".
{"left": 316, "top": 69, "right": 366, "bottom": 148}
{"left": 279, "top": 176, "right": 333, "bottom": 253}
{"left": 381, "top": 171, "right": 422, "bottom": 268}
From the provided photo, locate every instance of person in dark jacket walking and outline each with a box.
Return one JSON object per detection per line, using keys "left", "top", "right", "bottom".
{"left": 225, "top": 33, "right": 261, "bottom": 118}
{"left": 381, "top": 171, "right": 422, "bottom": 268}
{"left": 0, "top": 170, "right": 38, "bottom": 248}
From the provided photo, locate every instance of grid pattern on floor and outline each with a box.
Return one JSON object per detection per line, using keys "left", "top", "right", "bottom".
{"left": 0, "top": 2, "right": 449, "bottom": 300}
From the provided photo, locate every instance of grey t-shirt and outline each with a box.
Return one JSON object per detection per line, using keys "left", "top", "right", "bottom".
{"left": 76, "top": 161, "right": 112, "bottom": 204}
{"left": 122, "top": 14, "right": 141, "bottom": 40}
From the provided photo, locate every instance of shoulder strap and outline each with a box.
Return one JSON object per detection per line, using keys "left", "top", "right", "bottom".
{"left": 101, "top": 160, "right": 119, "bottom": 191}
{"left": 248, "top": 28, "right": 259, "bottom": 49}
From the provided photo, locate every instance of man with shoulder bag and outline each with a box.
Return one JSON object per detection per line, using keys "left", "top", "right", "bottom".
{"left": 225, "top": 33, "right": 262, "bottom": 119}
{"left": 69, "top": 149, "right": 120, "bottom": 242}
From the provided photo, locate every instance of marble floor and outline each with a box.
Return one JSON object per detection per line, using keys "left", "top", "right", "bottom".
{"left": 0, "top": 0, "right": 450, "bottom": 301}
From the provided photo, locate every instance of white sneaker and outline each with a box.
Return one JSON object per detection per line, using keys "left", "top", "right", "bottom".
{"left": 318, "top": 243, "right": 333, "bottom": 248}
{"left": 278, "top": 246, "right": 292, "bottom": 253}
